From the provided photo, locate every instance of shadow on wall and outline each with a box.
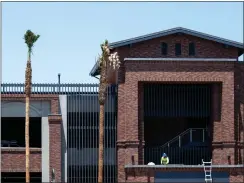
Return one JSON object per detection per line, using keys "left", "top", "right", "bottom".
{"left": 155, "top": 172, "right": 229, "bottom": 183}
{"left": 238, "top": 102, "right": 244, "bottom": 164}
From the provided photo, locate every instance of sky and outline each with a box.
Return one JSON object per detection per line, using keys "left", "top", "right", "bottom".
{"left": 2, "top": 2, "right": 244, "bottom": 84}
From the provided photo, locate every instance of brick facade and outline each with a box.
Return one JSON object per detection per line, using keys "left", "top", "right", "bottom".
{"left": 115, "top": 34, "right": 244, "bottom": 182}
{"left": 1, "top": 31, "right": 244, "bottom": 182}
{"left": 1, "top": 148, "right": 41, "bottom": 172}
{"left": 1, "top": 94, "right": 61, "bottom": 181}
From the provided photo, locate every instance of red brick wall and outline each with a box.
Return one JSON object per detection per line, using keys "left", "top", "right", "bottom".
{"left": 126, "top": 168, "right": 154, "bottom": 183}
{"left": 114, "top": 34, "right": 239, "bottom": 59}
{"left": 1, "top": 148, "right": 41, "bottom": 172}
{"left": 230, "top": 173, "right": 244, "bottom": 182}
{"left": 234, "top": 63, "right": 244, "bottom": 164}
{"left": 116, "top": 60, "right": 244, "bottom": 181}
{"left": 48, "top": 115, "right": 62, "bottom": 182}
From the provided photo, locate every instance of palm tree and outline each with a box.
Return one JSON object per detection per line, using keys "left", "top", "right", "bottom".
{"left": 97, "top": 40, "right": 120, "bottom": 183}
{"left": 24, "top": 30, "right": 40, "bottom": 183}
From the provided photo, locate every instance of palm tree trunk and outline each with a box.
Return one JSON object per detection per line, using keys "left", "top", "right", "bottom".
{"left": 25, "top": 95, "right": 30, "bottom": 183}
{"left": 98, "top": 104, "right": 105, "bottom": 183}
{"left": 25, "top": 55, "right": 31, "bottom": 183}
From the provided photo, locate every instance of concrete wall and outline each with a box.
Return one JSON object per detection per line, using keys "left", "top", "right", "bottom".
{"left": 42, "top": 117, "right": 49, "bottom": 182}
{"left": 59, "top": 95, "right": 67, "bottom": 182}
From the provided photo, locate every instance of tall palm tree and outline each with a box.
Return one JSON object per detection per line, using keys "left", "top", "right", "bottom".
{"left": 24, "top": 30, "right": 40, "bottom": 183}
{"left": 97, "top": 40, "right": 120, "bottom": 183}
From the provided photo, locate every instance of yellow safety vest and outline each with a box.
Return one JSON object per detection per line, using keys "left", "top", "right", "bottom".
{"left": 161, "top": 157, "right": 169, "bottom": 165}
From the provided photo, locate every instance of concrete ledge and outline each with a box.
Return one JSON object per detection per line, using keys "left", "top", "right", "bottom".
{"left": 1, "top": 147, "right": 41, "bottom": 153}
{"left": 125, "top": 164, "right": 244, "bottom": 168}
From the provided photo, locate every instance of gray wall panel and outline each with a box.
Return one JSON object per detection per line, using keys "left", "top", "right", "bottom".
{"left": 59, "top": 95, "right": 67, "bottom": 182}
{"left": 42, "top": 117, "right": 49, "bottom": 182}
{"left": 1, "top": 101, "right": 51, "bottom": 117}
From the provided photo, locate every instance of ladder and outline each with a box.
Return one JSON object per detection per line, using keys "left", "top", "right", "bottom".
{"left": 202, "top": 159, "right": 212, "bottom": 183}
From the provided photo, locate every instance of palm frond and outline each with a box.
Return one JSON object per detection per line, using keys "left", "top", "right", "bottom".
{"left": 24, "top": 30, "right": 40, "bottom": 54}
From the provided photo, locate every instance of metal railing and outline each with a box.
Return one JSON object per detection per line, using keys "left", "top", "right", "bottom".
{"left": 144, "top": 146, "right": 212, "bottom": 165}
{"left": 1, "top": 83, "right": 102, "bottom": 94}
{"left": 161, "top": 128, "right": 208, "bottom": 148}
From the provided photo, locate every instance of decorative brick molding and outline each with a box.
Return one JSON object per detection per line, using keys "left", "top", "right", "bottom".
{"left": 48, "top": 114, "right": 62, "bottom": 123}
{"left": 212, "top": 141, "right": 244, "bottom": 148}
{"left": 1, "top": 94, "right": 58, "bottom": 101}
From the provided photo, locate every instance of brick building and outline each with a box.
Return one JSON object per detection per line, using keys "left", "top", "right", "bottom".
{"left": 1, "top": 27, "right": 244, "bottom": 182}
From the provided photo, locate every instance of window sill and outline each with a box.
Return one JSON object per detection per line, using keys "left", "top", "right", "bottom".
{"left": 1, "top": 147, "right": 41, "bottom": 152}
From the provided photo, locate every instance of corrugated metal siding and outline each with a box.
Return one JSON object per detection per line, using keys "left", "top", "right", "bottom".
{"left": 67, "top": 85, "right": 117, "bottom": 183}
{"left": 144, "top": 83, "right": 212, "bottom": 117}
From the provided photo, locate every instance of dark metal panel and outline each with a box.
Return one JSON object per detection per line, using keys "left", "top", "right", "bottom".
{"left": 155, "top": 172, "right": 229, "bottom": 183}
{"left": 144, "top": 83, "right": 212, "bottom": 118}
{"left": 67, "top": 84, "right": 117, "bottom": 183}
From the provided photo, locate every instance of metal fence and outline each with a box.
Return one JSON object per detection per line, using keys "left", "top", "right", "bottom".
{"left": 1, "top": 83, "right": 118, "bottom": 183}
{"left": 1, "top": 83, "right": 99, "bottom": 94}
{"left": 144, "top": 146, "right": 212, "bottom": 165}
{"left": 144, "top": 83, "right": 212, "bottom": 117}
{"left": 66, "top": 85, "right": 117, "bottom": 183}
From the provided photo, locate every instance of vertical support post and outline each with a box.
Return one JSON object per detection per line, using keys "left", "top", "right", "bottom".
{"left": 179, "top": 135, "right": 181, "bottom": 147}
{"left": 190, "top": 129, "right": 192, "bottom": 142}
{"left": 203, "top": 129, "right": 205, "bottom": 142}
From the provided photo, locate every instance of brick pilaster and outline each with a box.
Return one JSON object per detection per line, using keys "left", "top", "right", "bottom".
{"left": 48, "top": 114, "right": 62, "bottom": 182}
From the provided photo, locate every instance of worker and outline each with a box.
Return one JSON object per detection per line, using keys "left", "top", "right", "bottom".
{"left": 161, "top": 153, "right": 169, "bottom": 165}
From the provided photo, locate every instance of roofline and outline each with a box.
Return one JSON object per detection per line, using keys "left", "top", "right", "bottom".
{"left": 124, "top": 58, "right": 237, "bottom": 61}
{"left": 90, "top": 27, "right": 244, "bottom": 77}
{"left": 89, "top": 60, "right": 100, "bottom": 77}
{"left": 108, "top": 27, "right": 244, "bottom": 50}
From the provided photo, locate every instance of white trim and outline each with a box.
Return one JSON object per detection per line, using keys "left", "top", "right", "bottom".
{"left": 124, "top": 58, "right": 237, "bottom": 61}
{"left": 42, "top": 117, "right": 49, "bottom": 182}
{"left": 59, "top": 95, "right": 67, "bottom": 182}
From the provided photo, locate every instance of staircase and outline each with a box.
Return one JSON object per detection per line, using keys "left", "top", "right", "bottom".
{"left": 160, "top": 128, "right": 208, "bottom": 148}
{"left": 144, "top": 128, "right": 211, "bottom": 165}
